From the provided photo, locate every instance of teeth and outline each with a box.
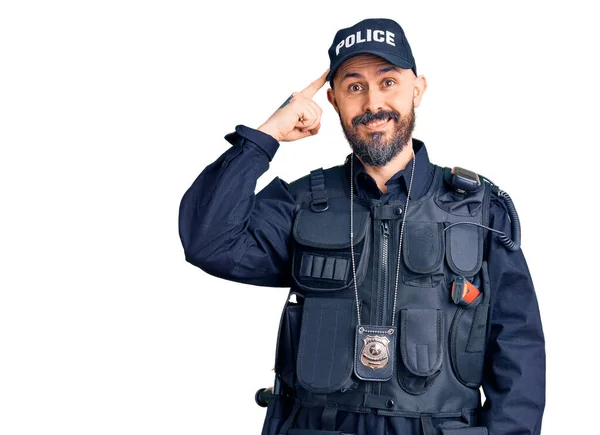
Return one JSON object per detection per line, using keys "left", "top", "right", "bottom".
{"left": 366, "top": 119, "right": 387, "bottom": 127}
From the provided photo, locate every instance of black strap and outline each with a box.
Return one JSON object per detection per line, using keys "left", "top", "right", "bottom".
{"left": 420, "top": 414, "right": 437, "bottom": 435}
{"left": 278, "top": 398, "right": 302, "bottom": 435}
{"left": 309, "top": 168, "right": 328, "bottom": 212}
{"left": 321, "top": 404, "right": 338, "bottom": 431}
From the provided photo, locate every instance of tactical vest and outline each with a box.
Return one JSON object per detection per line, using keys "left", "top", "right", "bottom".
{"left": 265, "top": 159, "right": 493, "bottom": 435}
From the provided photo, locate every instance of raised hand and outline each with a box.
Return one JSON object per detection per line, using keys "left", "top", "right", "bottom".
{"left": 258, "top": 69, "right": 329, "bottom": 142}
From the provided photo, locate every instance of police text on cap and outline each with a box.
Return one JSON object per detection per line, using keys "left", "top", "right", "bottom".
{"left": 335, "top": 30, "right": 396, "bottom": 56}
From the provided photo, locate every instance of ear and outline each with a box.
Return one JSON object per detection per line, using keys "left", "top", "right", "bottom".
{"left": 327, "top": 88, "right": 339, "bottom": 113}
{"left": 412, "top": 75, "right": 428, "bottom": 108}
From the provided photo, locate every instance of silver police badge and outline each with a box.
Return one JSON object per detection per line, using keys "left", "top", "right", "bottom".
{"left": 360, "top": 335, "right": 390, "bottom": 370}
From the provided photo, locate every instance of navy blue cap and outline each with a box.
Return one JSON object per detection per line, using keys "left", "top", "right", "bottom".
{"left": 327, "top": 18, "right": 417, "bottom": 83}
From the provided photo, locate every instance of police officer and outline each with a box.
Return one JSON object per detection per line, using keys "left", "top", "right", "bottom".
{"left": 179, "top": 18, "right": 545, "bottom": 435}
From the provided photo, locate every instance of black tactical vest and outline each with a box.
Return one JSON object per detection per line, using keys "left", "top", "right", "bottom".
{"left": 266, "top": 158, "right": 493, "bottom": 434}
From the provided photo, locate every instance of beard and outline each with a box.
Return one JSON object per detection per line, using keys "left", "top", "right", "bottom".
{"left": 340, "top": 104, "right": 416, "bottom": 167}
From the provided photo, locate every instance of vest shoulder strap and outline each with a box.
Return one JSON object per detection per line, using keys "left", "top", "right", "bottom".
{"left": 289, "top": 164, "right": 349, "bottom": 208}
{"left": 308, "top": 168, "right": 328, "bottom": 212}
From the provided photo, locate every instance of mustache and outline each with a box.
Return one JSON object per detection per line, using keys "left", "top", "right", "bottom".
{"left": 351, "top": 110, "right": 400, "bottom": 127}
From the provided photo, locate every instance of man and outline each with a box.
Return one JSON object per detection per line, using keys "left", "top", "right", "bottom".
{"left": 179, "top": 18, "right": 545, "bottom": 435}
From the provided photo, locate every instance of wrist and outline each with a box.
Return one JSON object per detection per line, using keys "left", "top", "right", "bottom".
{"left": 234, "top": 125, "right": 281, "bottom": 162}
{"left": 257, "top": 123, "right": 282, "bottom": 142}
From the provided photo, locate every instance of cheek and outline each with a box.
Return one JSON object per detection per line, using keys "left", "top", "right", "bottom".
{"left": 385, "top": 99, "right": 410, "bottom": 118}
{"left": 388, "top": 89, "right": 413, "bottom": 112}
{"left": 340, "top": 111, "right": 359, "bottom": 128}
{"left": 337, "top": 102, "right": 363, "bottom": 126}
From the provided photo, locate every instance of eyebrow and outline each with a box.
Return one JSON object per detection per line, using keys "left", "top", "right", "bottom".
{"left": 339, "top": 66, "right": 402, "bottom": 83}
{"left": 377, "top": 66, "right": 402, "bottom": 75}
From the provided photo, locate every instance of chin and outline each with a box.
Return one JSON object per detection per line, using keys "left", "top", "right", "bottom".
{"left": 364, "top": 131, "right": 388, "bottom": 143}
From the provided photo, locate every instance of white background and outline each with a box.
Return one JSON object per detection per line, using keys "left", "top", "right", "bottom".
{"left": 1, "top": 1, "right": 598, "bottom": 434}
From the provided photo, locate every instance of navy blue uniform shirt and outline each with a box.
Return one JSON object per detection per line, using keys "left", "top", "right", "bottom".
{"left": 178, "top": 125, "right": 546, "bottom": 435}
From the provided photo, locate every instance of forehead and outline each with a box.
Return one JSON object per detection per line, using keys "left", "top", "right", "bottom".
{"left": 334, "top": 54, "right": 399, "bottom": 81}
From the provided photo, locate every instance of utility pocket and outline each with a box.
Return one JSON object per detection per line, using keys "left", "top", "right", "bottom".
{"left": 401, "top": 221, "right": 445, "bottom": 287}
{"left": 397, "top": 309, "right": 444, "bottom": 394}
{"left": 292, "top": 209, "right": 371, "bottom": 293}
{"left": 275, "top": 297, "right": 303, "bottom": 388}
{"left": 445, "top": 221, "right": 484, "bottom": 277}
{"left": 296, "top": 297, "right": 355, "bottom": 394}
{"left": 449, "top": 262, "right": 491, "bottom": 387}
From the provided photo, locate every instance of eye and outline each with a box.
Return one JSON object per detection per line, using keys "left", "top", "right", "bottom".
{"left": 348, "top": 83, "right": 363, "bottom": 92}
{"left": 382, "top": 79, "right": 396, "bottom": 88}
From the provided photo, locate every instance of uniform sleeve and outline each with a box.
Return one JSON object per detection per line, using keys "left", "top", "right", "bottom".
{"left": 480, "top": 196, "right": 546, "bottom": 434}
{"left": 178, "top": 124, "right": 297, "bottom": 288}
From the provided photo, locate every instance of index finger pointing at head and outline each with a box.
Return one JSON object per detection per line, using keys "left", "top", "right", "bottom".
{"left": 299, "top": 69, "right": 330, "bottom": 98}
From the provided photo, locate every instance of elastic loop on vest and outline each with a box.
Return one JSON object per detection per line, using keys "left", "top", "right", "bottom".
{"left": 321, "top": 404, "right": 338, "bottom": 431}
{"left": 310, "top": 168, "right": 329, "bottom": 212}
{"left": 420, "top": 414, "right": 437, "bottom": 435}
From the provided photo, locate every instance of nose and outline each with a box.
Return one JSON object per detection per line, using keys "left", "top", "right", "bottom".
{"left": 363, "top": 87, "right": 386, "bottom": 114}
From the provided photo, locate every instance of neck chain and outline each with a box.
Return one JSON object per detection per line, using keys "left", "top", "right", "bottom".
{"left": 350, "top": 151, "right": 416, "bottom": 327}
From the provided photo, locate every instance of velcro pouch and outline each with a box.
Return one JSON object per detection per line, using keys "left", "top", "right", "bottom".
{"left": 296, "top": 297, "right": 355, "bottom": 394}
{"left": 401, "top": 221, "right": 445, "bottom": 288}
{"left": 400, "top": 309, "right": 443, "bottom": 376}
{"left": 445, "top": 222, "right": 484, "bottom": 278}
{"left": 275, "top": 298, "right": 303, "bottom": 388}
{"left": 292, "top": 209, "right": 371, "bottom": 293}
{"left": 397, "top": 309, "right": 444, "bottom": 394}
{"left": 450, "top": 262, "right": 491, "bottom": 387}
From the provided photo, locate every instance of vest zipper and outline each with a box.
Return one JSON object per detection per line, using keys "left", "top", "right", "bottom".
{"left": 379, "top": 221, "right": 390, "bottom": 326}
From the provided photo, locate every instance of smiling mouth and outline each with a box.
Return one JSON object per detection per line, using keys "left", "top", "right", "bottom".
{"left": 362, "top": 118, "right": 391, "bottom": 130}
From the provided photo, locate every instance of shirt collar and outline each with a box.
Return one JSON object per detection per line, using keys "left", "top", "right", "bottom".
{"left": 344, "top": 138, "right": 433, "bottom": 201}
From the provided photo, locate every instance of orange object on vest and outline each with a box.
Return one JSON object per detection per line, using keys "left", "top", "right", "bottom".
{"left": 451, "top": 277, "right": 481, "bottom": 306}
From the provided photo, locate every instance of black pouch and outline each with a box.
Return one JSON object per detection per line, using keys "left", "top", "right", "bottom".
{"left": 445, "top": 221, "right": 484, "bottom": 278}
{"left": 401, "top": 221, "right": 446, "bottom": 288}
{"left": 449, "top": 262, "right": 491, "bottom": 387}
{"left": 397, "top": 308, "right": 444, "bottom": 394}
{"left": 292, "top": 209, "right": 371, "bottom": 292}
{"left": 275, "top": 296, "right": 303, "bottom": 388}
{"left": 296, "top": 297, "right": 356, "bottom": 394}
